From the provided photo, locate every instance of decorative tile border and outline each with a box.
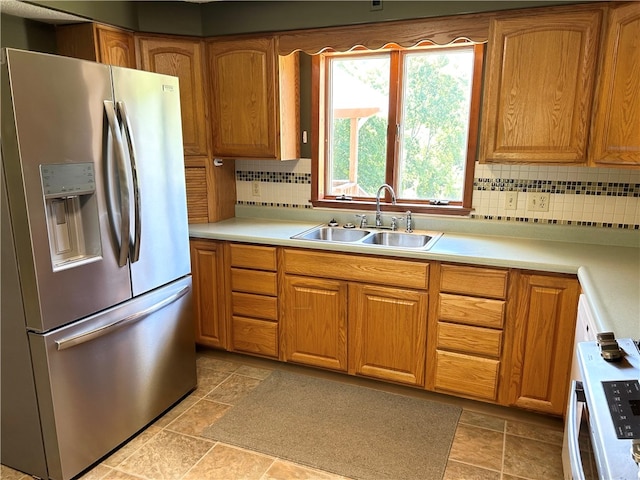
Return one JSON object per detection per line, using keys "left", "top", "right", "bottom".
{"left": 236, "top": 171, "right": 312, "bottom": 184}
{"left": 237, "top": 200, "right": 312, "bottom": 209}
{"left": 473, "top": 178, "right": 639, "bottom": 197}
{"left": 469, "top": 215, "right": 639, "bottom": 230}
{"left": 235, "top": 170, "right": 640, "bottom": 229}
{"left": 238, "top": 171, "right": 640, "bottom": 198}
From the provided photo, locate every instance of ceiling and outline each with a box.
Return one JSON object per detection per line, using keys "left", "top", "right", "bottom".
{"left": 0, "top": 0, "right": 87, "bottom": 23}
{"left": 0, "top": 0, "right": 222, "bottom": 24}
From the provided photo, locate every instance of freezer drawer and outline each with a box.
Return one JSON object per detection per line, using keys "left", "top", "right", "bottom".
{"left": 28, "top": 276, "right": 196, "bottom": 480}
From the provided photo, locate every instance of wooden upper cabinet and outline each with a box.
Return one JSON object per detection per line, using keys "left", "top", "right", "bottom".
{"left": 57, "top": 23, "right": 135, "bottom": 68}
{"left": 136, "top": 35, "right": 209, "bottom": 157}
{"left": 479, "top": 7, "right": 602, "bottom": 164}
{"left": 589, "top": 2, "right": 640, "bottom": 168}
{"left": 207, "top": 36, "right": 299, "bottom": 160}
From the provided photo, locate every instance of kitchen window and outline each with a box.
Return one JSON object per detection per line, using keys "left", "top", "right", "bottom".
{"left": 311, "top": 42, "right": 484, "bottom": 215}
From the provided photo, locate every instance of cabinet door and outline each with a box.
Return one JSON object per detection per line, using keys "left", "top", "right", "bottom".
{"left": 282, "top": 276, "right": 348, "bottom": 371}
{"left": 56, "top": 24, "right": 135, "bottom": 68}
{"left": 589, "top": 2, "right": 640, "bottom": 167}
{"left": 207, "top": 37, "right": 279, "bottom": 159}
{"left": 479, "top": 8, "right": 601, "bottom": 164}
{"left": 349, "top": 284, "right": 428, "bottom": 386}
{"left": 508, "top": 274, "right": 579, "bottom": 415}
{"left": 190, "top": 240, "right": 226, "bottom": 349}
{"left": 137, "top": 36, "right": 209, "bottom": 157}
{"left": 96, "top": 25, "right": 136, "bottom": 67}
{"left": 184, "top": 157, "right": 213, "bottom": 224}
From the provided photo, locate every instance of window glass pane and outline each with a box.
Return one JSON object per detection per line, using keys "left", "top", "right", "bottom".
{"left": 327, "top": 55, "right": 389, "bottom": 197}
{"left": 398, "top": 47, "right": 474, "bottom": 201}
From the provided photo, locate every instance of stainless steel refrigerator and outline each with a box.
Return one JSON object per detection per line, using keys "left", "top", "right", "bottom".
{"left": 1, "top": 48, "right": 197, "bottom": 480}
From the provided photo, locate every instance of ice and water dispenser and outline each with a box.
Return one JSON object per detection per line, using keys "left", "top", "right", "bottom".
{"left": 40, "top": 163, "right": 102, "bottom": 270}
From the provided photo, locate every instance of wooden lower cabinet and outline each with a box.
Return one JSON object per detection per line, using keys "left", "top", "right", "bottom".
{"left": 349, "top": 283, "right": 428, "bottom": 386}
{"left": 190, "top": 239, "right": 226, "bottom": 348}
{"left": 282, "top": 276, "right": 348, "bottom": 371}
{"left": 189, "top": 241, "right": 582, "bottom": 415}
{"left": 227, "top": 244, "right": 279, "bottom": 359}
{"left": 427, "top": 263, "right": 509, "bottom": 402}
{"left": 507, "top": 273, "right": 580, "bottom": 415}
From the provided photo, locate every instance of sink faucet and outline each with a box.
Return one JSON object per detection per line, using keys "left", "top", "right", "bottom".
{"left": 375, "top": 184, "right": 397, "bottom": 228}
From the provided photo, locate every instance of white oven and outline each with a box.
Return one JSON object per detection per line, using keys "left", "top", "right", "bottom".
{"left": 563, "top": 335, "right": 640, "bottom": 479}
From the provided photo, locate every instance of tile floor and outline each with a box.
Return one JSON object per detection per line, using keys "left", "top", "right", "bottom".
{"left": 1, "top": 348, "right": 566, "bottom": 480}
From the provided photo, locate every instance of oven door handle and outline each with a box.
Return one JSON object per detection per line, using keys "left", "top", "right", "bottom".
{"left": 567, "top": 380, "right": 587, "bottom": 480}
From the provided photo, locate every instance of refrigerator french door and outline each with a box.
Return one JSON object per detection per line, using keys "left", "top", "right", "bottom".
{"left": 1, "top": 48, "right": 196, "bottom": 480}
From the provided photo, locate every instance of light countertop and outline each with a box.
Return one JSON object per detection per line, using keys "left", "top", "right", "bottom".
{"left": 190, "top": 215, "right": 640, "bottom": 339}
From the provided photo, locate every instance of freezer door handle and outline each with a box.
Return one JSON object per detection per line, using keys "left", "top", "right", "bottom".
{"left": 104, "top": 100, "right": 131, "bottom": 267}
{"left": 55, "top": 285, "right": 190, "bottom": 350}
{"left": 116, "top": 101, "right": 141, "bottom": 263}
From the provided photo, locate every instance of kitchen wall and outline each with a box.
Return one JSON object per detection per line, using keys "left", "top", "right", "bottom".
{"left": 235, "top": 159, "right": 640, "bottom": 229}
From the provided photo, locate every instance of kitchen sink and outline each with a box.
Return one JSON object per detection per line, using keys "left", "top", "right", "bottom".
{"left": 291, "top": 225, "right": 442, "bottom": 250}
{"left": 294, "top": 226, "right": 372, "bottom": 242}
{"left": 361, "top": 231, "right": 437, "bottom": 248}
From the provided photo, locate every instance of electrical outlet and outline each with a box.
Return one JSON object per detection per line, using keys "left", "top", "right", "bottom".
{"left": 505, "top": 191, "right": 518, "bottom": 210}
{"left": 527, "top": 192, "right": 550, "bottom": 212}
{"left": 252, "top": 181, "right": 261, "bottom": 197}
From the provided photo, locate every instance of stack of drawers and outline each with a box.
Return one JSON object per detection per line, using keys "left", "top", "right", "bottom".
{"left": 229, "top": 244, "right": 279, "bottom": 358}
{"left": 432, "top": 264, "right": 509, "bottom": 401}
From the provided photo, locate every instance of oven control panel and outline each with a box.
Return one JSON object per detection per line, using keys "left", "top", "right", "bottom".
{"left": 602, "top": 380, "right": 640, "bottom": 439}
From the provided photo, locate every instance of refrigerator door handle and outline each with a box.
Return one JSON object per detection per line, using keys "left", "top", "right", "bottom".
{"left": 55, "top": 284, "right": 190, "bottom": 351}
{"left": 103, "top": 100, "right": 131, "bottom": 267}
{"left": 116, "top": 101, "right": 141, "bottom": 263}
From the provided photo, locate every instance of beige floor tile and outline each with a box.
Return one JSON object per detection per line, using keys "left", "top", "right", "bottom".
{"left": 102, "top": 426, "right": 162, "bottom": 467}
{"left": 503, "top": 434, "right": 564, "bottom": 480}
{"left": 235, "top": 364, "right": 273, "bottom": 380}
{"left": 443, "top": 460, "right": 501, "bottom": 480}
{"left": 0, "top": 465, "right": 31, "bottom": 480}
{"left": 263, "top": 459, "right": 347, "bottom": 480}
{"left": 206, "top": 373, "right": 262, "bottom": 405}
{"left": 77, "top": 464, "right": 112, "bottom": 480}
{"left": 117, "top": 430, "right": 214, "bottom": 480}
{"left": 459, "top": 410, "right": 506, "bottom": 432}
{"left": 182, "top": 443, "right": 274, "bottom": 480}
{"left": 103, "top": 469, "right": 147, "bottom": 480}
{"left": 166, "top": 398, "right": 231, "bottom": 436}
{"left": 152, "top": 394, "right": 199, "bottom": 428}
{"left": 448, "top": 423, "right": 504, "bottom": 471}
{"left": 505, "top": 419, "right": 564, "bottom": 446}
{"left": 192, "top": 367, "right": 234, "bottom": 397}
{"left": 197, "top": 354, "right": 241, "bottom": 373}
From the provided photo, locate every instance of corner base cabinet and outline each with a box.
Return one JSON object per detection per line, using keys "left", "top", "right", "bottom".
{"left": 507, "top": 273, "right": 579, "bottom": 415}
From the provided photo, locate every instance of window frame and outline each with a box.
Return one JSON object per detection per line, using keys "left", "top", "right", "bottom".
{"left": 311, "top": 42, "right": 485, "bottom": 216}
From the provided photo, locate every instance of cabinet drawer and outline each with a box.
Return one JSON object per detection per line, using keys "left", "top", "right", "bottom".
{"left": 231, "top": 316, "right": 278, "bottom": 357}
{"left": 231, "top": 268, "right": 277, "bottom": 296}
{"left": 437, "top": 322, "right": 502, "bottom": 358}
{"left": 230, "top": 244, "right": 277, "bottom": 271}
{"left": 434, "top": 350, "right": 500, "bottom": 401}
{"left": 283, "top": 249, "right": 429, "bottom": 290}
{"left": 440, "top": 264, "right": 508, "bottom": 299}
{"left": 231, "top": 292, "right": 278, "bottom": 321}
{"left": 438, "top": 293, "right": 505, "bottom": 329}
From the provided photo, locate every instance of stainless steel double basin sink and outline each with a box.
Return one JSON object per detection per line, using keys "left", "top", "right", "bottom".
{"left": 291, "top": 225, "right": 443, "bottom": 250}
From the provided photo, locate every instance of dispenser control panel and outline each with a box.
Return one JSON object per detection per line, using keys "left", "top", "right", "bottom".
{"left": 40, "top": 163, "right": 95, "bottom": 198}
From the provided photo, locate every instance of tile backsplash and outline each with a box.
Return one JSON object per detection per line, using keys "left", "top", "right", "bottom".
{"left": 235, "top": 159, "right": 640, "bottom": 229}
